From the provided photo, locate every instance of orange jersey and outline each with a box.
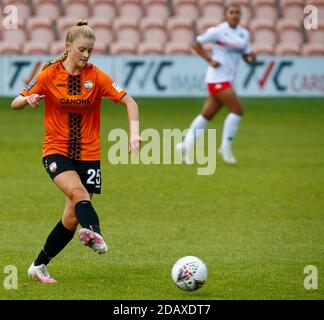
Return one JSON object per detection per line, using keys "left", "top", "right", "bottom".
{"left": 21, "top": 62, "right": 126, "bottom": 160}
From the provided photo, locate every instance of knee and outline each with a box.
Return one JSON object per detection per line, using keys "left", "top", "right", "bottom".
{"left": 202, "top": 111, "right": 215, "bottom": 121}
{"left": 70, "top": 188, "right": 89, "bottom": 205}
{"left": 62, "top": 216, "right": 78, "bottom": 231}
{"left": 232, "top": 109, "right": 244, "bottom": 117}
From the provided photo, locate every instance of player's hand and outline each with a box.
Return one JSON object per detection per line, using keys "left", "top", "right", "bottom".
{"left": 25, "top": 94, "right": 45, "bottom": 109}
{"left": 129, "top": 134, "right": 141, "bottom": 153}
{"left": 246, "top": 52, "right": 256, "bottom": 62}
{"left": 209, "top": 60, "right": 221, "bottom": 68}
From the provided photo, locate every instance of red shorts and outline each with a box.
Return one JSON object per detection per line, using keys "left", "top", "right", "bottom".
{"left": 207, "top": 82, "right": 232, "bottom": 95}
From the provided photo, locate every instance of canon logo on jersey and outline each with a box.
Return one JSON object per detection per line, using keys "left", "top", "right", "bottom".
{"left": 60, "top": 98, "right": 90, "bottom": 105}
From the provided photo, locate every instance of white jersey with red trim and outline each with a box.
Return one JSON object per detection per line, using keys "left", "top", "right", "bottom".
{"left": 196, "top": 21, "right": 251, "bottom": 83}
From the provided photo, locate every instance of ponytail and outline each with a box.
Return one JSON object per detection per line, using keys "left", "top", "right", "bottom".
{"left": 41, "top": 49, "right": 68, "bottom": 71}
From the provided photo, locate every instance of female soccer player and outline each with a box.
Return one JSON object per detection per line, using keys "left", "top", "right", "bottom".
{"left": 177, "top": 4, "right": 256, "bottom": 164}
{"left": 11, "top": 20, "right": 140, "bottom": 283}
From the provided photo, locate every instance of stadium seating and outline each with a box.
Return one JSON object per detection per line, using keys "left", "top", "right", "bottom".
{"left": 250, "top": 19, "right": 277, "bottom": 47}
{"left": 143, "top": 0, "right": 170, "bottom": 19}
{"left": 276, "top": 19, "right": 303, "bottom": 45}
{"left": 302, "top": 43, "right": 324, "bottom": 56}
{"left": 280, "top": 0, "right": 305, "bottom": 21}
{"left": 167, "top": 17, "right": 194, "bottom": 45}
{"left": 2, "top": 20, "right": 27, "bottom": 43}
{"left": 198, "top": 0, "right": 224, "bottom": 20}
{"left": 49, "top": 41, "right": 66, "bottom": 55}
{"left": 32, "top": 0, "right": 62, "bottom": 19}
{"left": 140, "top": 17, "right": 168, "bottom": 44}
{"left": 0, "top": 42, "right": 22, "bottom": 54}
{"left": 61, "top": 0, "right": 90, "bottom": 18}
{"left": 91, "top": 42, "right": 109, "bottom": 54}
{"left": 172, "top": 0, "right": 200, "bottom": 20}
{"left": 113, "top": 17, "right": 141, "bottom": 44}
{"left": 164, "top": 41, "right": 192, "bottom": 55}
{"left": 116, "top": 0, "right": 143, "bottom": 20}
{"left": 0, "top": 0, "right": 319, "bottom": 56}
{"left": 22, "top": 41, "right": 49, "bottom": 55}
{"left": 88, "top": 17, "right": 114, "bottom": 45}
{"left": 137, "top": 42, "right": 164, "bottom": 55}
{"left": 252, "top": 0, "right": 278, "bottom": 21}
{"left": 252, "top": 42, "right": 274, "bottom": 55}
{"left": 26, "top": 16, "right": 56, "bottom": 42}
{"left": 89, "top": 0, "right": 116, "bottom": 20}
{"left": 275, "top": 43, "right": 301, "bottom": 55}
{"left": 110, "top": 41, "right": 137, "bottom": 54}
{"left": 195, "top": 16, "right": 220, "bottom": 36}
{"left": 304, "top": 22, "right": 324, "bottom": 45}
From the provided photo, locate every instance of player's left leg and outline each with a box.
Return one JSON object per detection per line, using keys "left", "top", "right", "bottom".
{"left": 71, "top": 161, "right": 108, "bottom": 255}
{"left": 75, "top": 194, "right": 109, "bottom": 255}
{"left": 177, "top": 95, "right": 222, "bottom": 163}
{"left": 52, "top": 170, "right": 108, "bottom": 255}
{"left": 216, "top": 88, "right": 243, "bottom": 164}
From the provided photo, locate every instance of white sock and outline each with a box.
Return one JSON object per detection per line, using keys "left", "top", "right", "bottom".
{"left": 183, "top": 114, "right": 209, "bottom": 153}
{"left": 221, "top": 113, "right": 241, "bottom": 150}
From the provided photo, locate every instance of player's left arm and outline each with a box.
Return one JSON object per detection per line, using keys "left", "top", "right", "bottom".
{"left": 242, "top": 52, "right": 256, "bottom": 63}
{"left": 242, "top": 31, "right": 256, "bottom": 63}
{"left": 119, "top": 94, "right": 141, "bottom": 153}
{"left": 98, "top": 68, "right": 141, "bottom": 153}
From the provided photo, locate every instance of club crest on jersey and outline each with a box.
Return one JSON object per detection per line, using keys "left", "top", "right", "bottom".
{"left": 84, "top": 80, "right": 93, "bottom": 90}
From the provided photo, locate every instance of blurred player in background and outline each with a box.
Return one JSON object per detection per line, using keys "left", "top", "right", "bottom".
{"left": 11, "top": 20, "right": 140, "bottom": 283}
{"left": 177, "top": 3, "right": 256, "bottom": 165}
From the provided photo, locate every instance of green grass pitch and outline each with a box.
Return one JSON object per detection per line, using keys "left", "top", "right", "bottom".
{"left": 0, "top": 97, "right": 323, "bottom": 300}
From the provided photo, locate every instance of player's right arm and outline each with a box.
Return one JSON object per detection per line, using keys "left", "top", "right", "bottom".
{"left": 193, "top": 27, "right": 221, "bottom": 68}
{"left": 11, "top": 94, "right": 45, "bottom": 110}
{"left": 192, "top": 41, "right": 220, "bottom": 68}
{"left": 11, "top": 71, "right": 46, "bottom": 110}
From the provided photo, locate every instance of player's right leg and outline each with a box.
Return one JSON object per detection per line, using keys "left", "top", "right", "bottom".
{"left": 54, "top": 171, "right": 108, "bottom": 254}
{"left": 176, "top": 95, "right": 222, "bottom": 163}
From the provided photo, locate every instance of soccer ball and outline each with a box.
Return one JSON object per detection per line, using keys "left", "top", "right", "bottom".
{"left": 171, "top": 256, "right": 207, "bottom": 291}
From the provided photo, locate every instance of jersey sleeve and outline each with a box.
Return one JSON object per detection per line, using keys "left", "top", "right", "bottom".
{"left": 243, "top": 31, "right": 252, "bottom": 55}
{"left": 97, "top": 68, "right": 127, "bottom": 103}
{"left": 20, "top": 70, "right": 46, "bottom": 96}
{"left": 196, "top": 26, "right": 221, "bottom": 45}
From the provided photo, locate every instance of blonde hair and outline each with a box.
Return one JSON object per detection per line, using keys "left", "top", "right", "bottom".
{"left": 41, "top": 19, "right": 95, "bottom": 71}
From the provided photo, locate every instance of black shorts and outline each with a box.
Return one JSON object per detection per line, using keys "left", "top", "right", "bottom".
{"left": 43, "top": 154, "right": 101, "bottom": 194}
